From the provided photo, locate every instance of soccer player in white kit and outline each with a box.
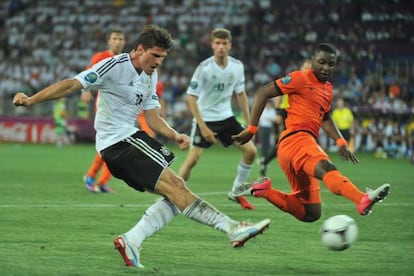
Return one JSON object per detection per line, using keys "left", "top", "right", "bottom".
{"left": 178, "top": 28, "right": 257, "bottom": 210}
{"left": 12, "top": 25, "right": 270, "bottom": 268}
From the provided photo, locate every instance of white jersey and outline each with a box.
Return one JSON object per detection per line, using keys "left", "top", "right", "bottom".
{"left": 187, "top": 56, "right": 245, "bottom": 122}
{"left": 74, "top": 53, "right": 160, "bottom": 152}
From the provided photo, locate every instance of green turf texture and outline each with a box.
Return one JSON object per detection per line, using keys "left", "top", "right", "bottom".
{"left": 0, "top": 143, "right": 412, "bottom": 275}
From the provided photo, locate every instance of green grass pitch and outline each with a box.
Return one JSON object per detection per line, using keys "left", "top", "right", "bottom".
{"left": 0, "top": 142, "right": 413, "bottom": 275}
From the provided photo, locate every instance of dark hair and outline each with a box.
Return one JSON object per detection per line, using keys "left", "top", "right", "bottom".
{"left": 107, "top": 28, "right": 124, "bottom": 40}
{"left": 314, "top": 43, "right": 338, "bottom": 56}
{"left": 135, "top": 25, "right": 174, "bottom": 51}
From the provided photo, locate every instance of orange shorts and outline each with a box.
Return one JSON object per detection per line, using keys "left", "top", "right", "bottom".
{"left": 277, "top": 131, "right": 328, "bottom": 204}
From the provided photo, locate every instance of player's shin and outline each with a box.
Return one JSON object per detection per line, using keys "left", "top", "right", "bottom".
{"left": 126, "top": 198, "right": 180, "bottom": 247}
{"left": 323, "top": 170, "right": 364, "bottom": 204}
{"left": 182, "top": 198, "right": 238, "bottom": 233}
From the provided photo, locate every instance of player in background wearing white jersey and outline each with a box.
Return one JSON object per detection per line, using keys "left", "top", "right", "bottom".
{"left": 12, "top": 25, "right": 270, "bottom": 268}
{"left": 178, "top": 28, "right": 257, "bottom": 210}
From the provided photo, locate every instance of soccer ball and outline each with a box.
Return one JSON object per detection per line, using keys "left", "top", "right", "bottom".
{"left": 321, "top": 215, "right": 358, "bottom": 251}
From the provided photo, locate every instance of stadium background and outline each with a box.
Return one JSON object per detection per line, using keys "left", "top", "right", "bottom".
{"left": 0, "top": 0, "right": 413, "bottom": 156}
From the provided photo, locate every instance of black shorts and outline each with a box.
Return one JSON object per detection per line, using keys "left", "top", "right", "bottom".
{"left": 100, "top": 131, "right": 176, "bottom": 192}
{"left": 190, "top": 116, "right": 243, "bottom": 148}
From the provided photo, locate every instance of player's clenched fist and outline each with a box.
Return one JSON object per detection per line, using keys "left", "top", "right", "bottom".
{"left": 13, "top": 93, "right": 31, "bottom": 106}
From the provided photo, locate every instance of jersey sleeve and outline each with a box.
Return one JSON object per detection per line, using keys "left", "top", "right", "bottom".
{"left": 233, "top": 63, "right": 246, "bottom": 94}
{"left": 73, "top": 57, "right": 115, "bottom": 90}
{"left": 187, "top": 64, "right": 203, "bottom": 96}
{"left": 275, "top": 70, "right": 306, "bottom": 95}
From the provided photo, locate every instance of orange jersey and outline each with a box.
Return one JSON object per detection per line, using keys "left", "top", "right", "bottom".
{"left": 88, "top": 50, "right": 114, "bottom": 68}
{"left": 86, "top": 50, "right": 114, "bottom": 111}
{"left": 276, "top": 69, "right": 333, "bottom": 138}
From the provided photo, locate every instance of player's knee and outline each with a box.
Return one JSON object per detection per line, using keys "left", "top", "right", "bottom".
{"left": 318, "top": 160, "right": 337, "bottom": 172}
{"left": 243, "top": 143, "right": 257, "bottom": 161}
{"left": 302, "top": 213, "right": 321, "bottom": 222}
{"left": 302, "top": 204, "right": 321, "bottom": 222}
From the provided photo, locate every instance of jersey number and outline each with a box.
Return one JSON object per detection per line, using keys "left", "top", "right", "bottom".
{"left": 215, "top": 83, "right": 225, "bottom": 92}
{"left": 135, "top": 94, "right": 143, "bottom": 105}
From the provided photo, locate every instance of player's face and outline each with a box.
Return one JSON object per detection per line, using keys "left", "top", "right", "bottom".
{"left": 211, "top": 38, "right": 231, "bottom": 58}
{"left": 311, "top": 51, "right": 337, "bottom": 82}
{"left": 132, "top": 45, "right": 168, "bottom": 75}
{"left": 108, "top": 32, "right": 126, "bottom": 55}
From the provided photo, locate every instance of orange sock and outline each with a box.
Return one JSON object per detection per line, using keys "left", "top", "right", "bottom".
{"left": 322, "top": 170, "right": 364, "bottom": 204}
{"left": 97, "top": 163, "right": 112, "bottom": 187}
{"left": 262, "top": 189, "right": 306, "bottom": 221}
{"left": 86, "top": 153, "right": 104, "bottom": 178}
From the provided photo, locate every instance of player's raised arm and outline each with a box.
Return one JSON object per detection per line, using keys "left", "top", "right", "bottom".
{"left": 232, "top": 81, "right": 281, "bottom": 145}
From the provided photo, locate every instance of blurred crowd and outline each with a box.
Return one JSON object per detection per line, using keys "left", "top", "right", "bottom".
{"left": 0, "top": 0, "right": 413, "bottom": 158}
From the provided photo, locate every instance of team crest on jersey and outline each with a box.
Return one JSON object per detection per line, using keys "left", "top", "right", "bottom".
{"left": 84, "top": 72, "right": 97, "bottom": 83}
{"left": 281, "top": 74, "right": 292, "bottom": 84}
{"left": 160, "top": 146, "right": 171, "bottom": 156}
{"left": 190, "top": 81, "right": 198, "bottom": 89}
{"left": 228, "top": 73, "right": 235, "bottom": 85}
{"left": 152, "top": 94, "right": 159, "bottom": 101}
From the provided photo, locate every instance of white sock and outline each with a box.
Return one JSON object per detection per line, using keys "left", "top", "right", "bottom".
{"left": 232, "top": 161, "right": 252, "bottom": 190}
{"left": 125, "top": 198, "right": 180, "bottom": 247}
{"left": 182, "top": 198, "right": 238, "bottom": 234}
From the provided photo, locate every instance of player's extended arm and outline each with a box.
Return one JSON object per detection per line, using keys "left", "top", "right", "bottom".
{"left": 187, "top": 94, "right": 217, "bottom": 143}
{"left": 144, "top": 108, "right": 190, "bottom": 150}
{"left": 322, "top": 116, "right": 359, "bottom": 163}
{"left": 235, "top": 91, "right": 250, "bottom": 125}
{"left": 13, "top": 79, "right": 83, "bottom": 107}
{"left": 232, "top": 81, "right": 281, "bottom": 144}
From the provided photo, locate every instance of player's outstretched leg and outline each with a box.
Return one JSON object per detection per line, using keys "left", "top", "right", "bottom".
{"left": 357, "top": 183, "right": 390, "bottom": 215}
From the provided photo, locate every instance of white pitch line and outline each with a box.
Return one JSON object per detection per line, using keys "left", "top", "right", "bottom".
{"left": 0, "top": 191, "right": 404, "bottom": 208}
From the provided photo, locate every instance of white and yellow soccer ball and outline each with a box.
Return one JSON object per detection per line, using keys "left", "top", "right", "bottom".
{"left": 321, "top": 215, "right": 358, "bottom": 251}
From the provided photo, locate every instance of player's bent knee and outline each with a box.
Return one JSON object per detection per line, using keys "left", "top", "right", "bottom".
{"left": 319, "top": 160, "right": 337, "bottom": 172}
{"left": 302, "top": 213, "right": 321, "bottom": 222}
{"left": 302, "top": 204, "right": 321, "bottom": 222}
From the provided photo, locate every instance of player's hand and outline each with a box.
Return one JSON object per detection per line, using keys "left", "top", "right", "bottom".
{"left": 338, "top": 146, "right": 359, "bottom": 164}
{"left": 13, "top": 92, "right": 31, "bottom": 107}
{"left": 200, "top": 127, "right": 217, "bottom": 144}
{"left": 175, "top": 133, "right": 191, "bottom": 150}
{"left": 232, "top": 129, "right": 254, "bottom": 145}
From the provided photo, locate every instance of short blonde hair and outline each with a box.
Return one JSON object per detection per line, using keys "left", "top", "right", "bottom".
{"left": 211, "top": 28, "right": 232, "bottom": 42}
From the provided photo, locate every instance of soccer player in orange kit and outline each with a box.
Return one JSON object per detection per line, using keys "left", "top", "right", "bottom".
{"left": 82, "top": 29, "right": 126, "bottom": 193}
{"left": 232, "top": 43, "right": 390, "bottom": 221}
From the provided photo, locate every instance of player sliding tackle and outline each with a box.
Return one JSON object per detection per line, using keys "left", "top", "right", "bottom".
{"left": 12, "top": 25, "right": 270, "bottom": 268}
{"left": 232, "top": 43, "right": 390, "bottom": 222}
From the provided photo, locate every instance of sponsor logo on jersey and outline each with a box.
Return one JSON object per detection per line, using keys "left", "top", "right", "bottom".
{"left": 190, "top": 81, "right": 198, "bottom": 89}
{"left": 84, "top": 72, "right": 98, "bottom": 83}
{"left": 281, "top": 75, "right": 292, "bottom": 84}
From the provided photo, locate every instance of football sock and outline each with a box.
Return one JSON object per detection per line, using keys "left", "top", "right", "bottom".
{"left": 323, "top": 170, "right": 364, "bottom": 204}
{"left": 97, "top": 163, "right": 112, "bottom": 186}
{"left": 262, "top": 189, "right": 306, "bottom": 221}
{"left": 182, "top": 198, "right": 238, "bottom": 233}
{"left": 232, "top": 161, "right": 252, "bottom": 190}
{"left": 86, "top": 153, "right": 104, "bottom": 177}
{"left": 126, "top": 198, "right": 180, "bottom": 247}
